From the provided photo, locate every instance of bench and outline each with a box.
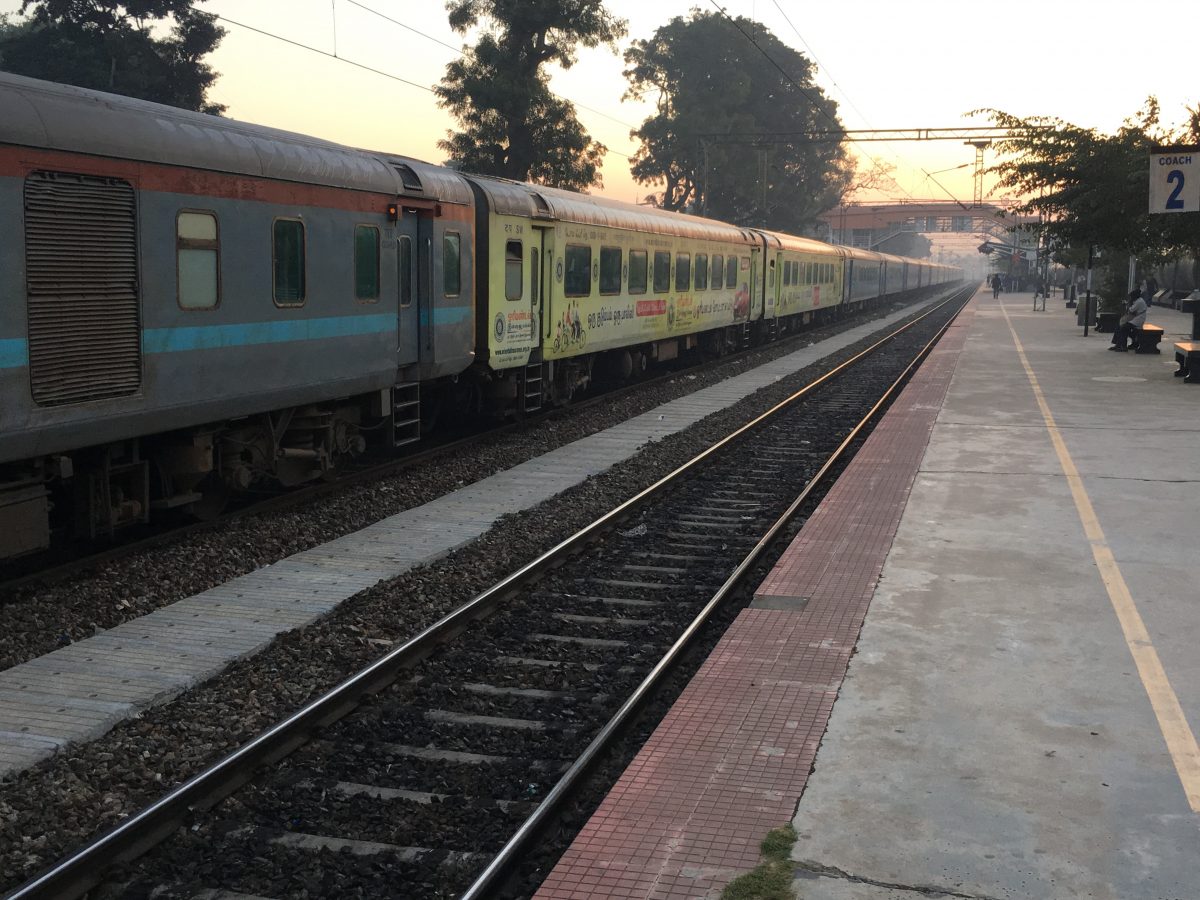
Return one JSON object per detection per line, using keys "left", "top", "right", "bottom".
{"left": 1173, "top": 341, "right": 1200, "bottom": 383}
{"left": 1182, "top": 297, "right": 1200, "bottom": 340}
{"left": 1131, "top": 324, "right": 1164, "bottom": 354}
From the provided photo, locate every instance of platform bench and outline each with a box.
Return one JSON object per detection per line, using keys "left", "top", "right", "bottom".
{"left": 1173, "top": 342, "right": 1200, "bottom": 383}
{"left": 1132, "top": 324, "right": 1164, "bottom": 354}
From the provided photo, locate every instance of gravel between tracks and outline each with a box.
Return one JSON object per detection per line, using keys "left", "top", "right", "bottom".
{"left": 0, "top": 298, "right": 936, "bottom": 891}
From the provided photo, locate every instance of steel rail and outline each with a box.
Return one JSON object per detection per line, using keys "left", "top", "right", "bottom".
{"left": 5, "top": 286, "right": 972, "bottom": 900}
{"left": 459, "top": 283, "right": 975, "bottom": 899}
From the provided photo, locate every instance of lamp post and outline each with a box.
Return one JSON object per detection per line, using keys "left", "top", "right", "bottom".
{"left": 1083, "top": 243, "right": 1094, "bottom": 337}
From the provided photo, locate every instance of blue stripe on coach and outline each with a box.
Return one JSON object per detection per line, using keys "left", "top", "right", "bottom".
{"left": 142, "top": 314, "right": 397, "bottom": 354}
{"left": 0, "top": 339, "right": 28, "bottom": 369}
{"left": 0, "top": 308, "right": 474, "bottom": 368}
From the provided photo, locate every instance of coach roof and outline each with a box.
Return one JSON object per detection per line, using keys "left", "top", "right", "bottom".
{"left": 0, "top": 71, "right": 471, "bottom": 204}
{"left": 467, "top": 174, "right": 758, "bottom": 245}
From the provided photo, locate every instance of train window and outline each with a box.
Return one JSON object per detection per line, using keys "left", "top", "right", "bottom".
{"left": 565, "top": 244, "right": 591, "bottom": 297}
{"left": 505, "top": 240, "right": 523, "bottom": 301}
{"left": 273, "top": 218, "right": 306, "bottom": 306}
{"left": 695, "top": 253, "right": 708, "bottom": 290}
{"left": 177, "top": 211, "right": 219, "bottom": 309}
{"left": 711, "top": 255, "right": 723, "bottom": 288}
{"left": 727, "top": 256, "right": 739, "bottom": 287}
{"left": 675, "top": 254, "right": 690, "bottom": 291}
{"left": 785, "top": 261, "right": 794, "bottom": 286}
{"left": 599, "top": 246, "right": 622, "bottom": 295}
{"left": 628, "top": 250, "right": 648, "bottom": 294}
{"left": 768, "top": 259, "right": 775, "bottom": 288}
{"left": 443, "top": 232, "right": 461, "bottom": 297}
{"left": 354, "top": 225, "right": 380, "bottom": 302}
{"left": 399, "top": 236, "right": 413, "bottom": 307}
{"left": 653, "top": 251, "right": 670, "bottom": 293}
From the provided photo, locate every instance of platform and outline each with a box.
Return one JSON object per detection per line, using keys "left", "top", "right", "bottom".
{"left": 535, "top": 292, "right": 1200, "bottom": 899}
{"left": 0, "top": 296, "right": 951, "bottom": 778}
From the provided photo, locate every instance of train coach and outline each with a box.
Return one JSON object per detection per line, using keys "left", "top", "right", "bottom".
{"left": 0, "top": 71, "right": 478, "bottom": 557}
{"left": 0, "top": 72, "right": 961, "bottom": 560}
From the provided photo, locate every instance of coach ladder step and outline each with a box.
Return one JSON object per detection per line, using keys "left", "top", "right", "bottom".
{"left": 521, "top": 360, "right": 544, "bottom": 413}
{"left": 391, "top": 382, "right": 421, "bottom": 447}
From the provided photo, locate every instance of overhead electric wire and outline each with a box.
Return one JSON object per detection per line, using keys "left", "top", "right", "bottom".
{"left": 216, "top": 14, "right": 436, "bottom": 94}
{"left": 217, "top": 2, "right": 636, "bottom": 160}
{"left": 341, "top": 0, "right": 640, "bottom": 136}
{"left": 705, "top": 1, "right": 911, "bottom": 199}
{"left": 769, "top": 0, "right": 925, "bottom": 195}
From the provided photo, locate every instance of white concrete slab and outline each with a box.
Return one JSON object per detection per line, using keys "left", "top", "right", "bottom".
{"left": 790, "top": 297, "right": 1200, "bottom": 900}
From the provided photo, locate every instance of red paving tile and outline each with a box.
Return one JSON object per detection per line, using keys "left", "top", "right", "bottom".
{"left": 534, "top": 300, "right": 979, "bottom": 899}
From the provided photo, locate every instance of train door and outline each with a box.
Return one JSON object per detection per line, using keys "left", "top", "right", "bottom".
{"left": 395, "top": 213, "right": 421, "bottom": 369}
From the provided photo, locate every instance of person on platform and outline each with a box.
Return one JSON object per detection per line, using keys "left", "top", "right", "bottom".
{"left": 1141, "top": 274, "right": 1158, "bottom": 306}
{"left": 1110, "top": 289, "right": 1148, "bottom": 351}
{"left": 992, "top": 275, "right": 1002, "bottom": 299}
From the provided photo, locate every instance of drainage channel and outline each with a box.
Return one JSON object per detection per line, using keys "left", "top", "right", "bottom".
{"left": 7, "top": 288, "right": 974, "bottom": 900}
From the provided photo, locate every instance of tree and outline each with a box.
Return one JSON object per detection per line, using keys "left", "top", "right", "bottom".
{"left": 981, "top": 99, "right": 1200, "bottom": 277}
{"left": 623, "top": 10, "right": 853, "bottom": 233}
{"left": 436, "top": 0, "right": 625, "bottom": 190}
{"left": 0, "top": 0, "right": 225, "bottom": 114}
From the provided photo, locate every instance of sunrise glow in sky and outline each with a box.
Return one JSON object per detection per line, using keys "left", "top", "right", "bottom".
{"left": 3, "top": 0, "right": 1197, "bottom": 207}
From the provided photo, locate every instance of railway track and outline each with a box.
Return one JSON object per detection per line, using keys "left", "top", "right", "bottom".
{"left": 0, "top": 297, "right": 925, "bottom": 602}
{"left": 6, "top": 286, "right": 972, "bottom": 900}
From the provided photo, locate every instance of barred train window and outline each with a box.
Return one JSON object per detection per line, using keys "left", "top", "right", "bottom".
{"left": 177, "top": 211, "right": 219, "bottom": 309}
{"left": 711, "top": 255, "right": 723, "bottom": 288}
{"left": 443, "top": 232, "right": 461, "bottom": 297}
{"left": 600, "top": 246, "right": 622, "bottom": 295}
{"left": 273, "top": 219, "right": 305, "bottom": 305}
{"left": 653, "top": 251, "right": 671, "bottom": 293}
{"left": 628, "top": 250, "right": 648, "bottom": 294}
{"left": 565, "top": 244, "right": 591, "bottom": 297}
{"left": 695, "top": 253, "right": 708, "bottom": 290}
{"left": 354, "top": 225, "right": 380, "bottom": 302}
{"left": 675, "top": 254, "right": 691, "bottom": 291}
{"left": 726, "top": 256, "right": 738, "bottom": 287}
{"left": 505, "top": 240, "right": 523, "bottom": 300}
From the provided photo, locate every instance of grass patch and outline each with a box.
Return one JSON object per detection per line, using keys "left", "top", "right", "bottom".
{"left": 721, "top": 823, "right": 798, "bottom": 900}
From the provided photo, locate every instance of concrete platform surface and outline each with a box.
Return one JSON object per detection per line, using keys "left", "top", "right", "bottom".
{"left": 790, "top": 296, "right": 1200, "bottom": 900}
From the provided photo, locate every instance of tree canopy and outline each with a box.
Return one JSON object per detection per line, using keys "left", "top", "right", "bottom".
{"left": 623, "top": 10, "right": 853, "bottom": 233}
{"left": 982, "top": 99, "right": 1200, "bottom": 265}
{"left": 436, "top": 0, "right": 626, "bottom": 191}
{"left": 0, "top": 0, "right": 225, "bottom": 113}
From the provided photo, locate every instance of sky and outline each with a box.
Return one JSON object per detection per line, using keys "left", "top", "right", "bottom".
{"left": 2, "top": 0, "right": 1198, "bottom": 210}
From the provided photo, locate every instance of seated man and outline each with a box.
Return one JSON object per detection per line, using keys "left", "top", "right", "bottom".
{"left": 1110, "top": 290, "right": 1148, "bottom": 351}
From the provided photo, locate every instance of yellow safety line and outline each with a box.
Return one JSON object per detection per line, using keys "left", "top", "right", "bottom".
{"left": 999, "top": 300, "right": 1200, "bottom": 812}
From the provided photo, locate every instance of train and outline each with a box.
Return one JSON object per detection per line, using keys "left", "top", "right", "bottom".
{"left": 0, "top": 71, "right": 961, "bottom": 560}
